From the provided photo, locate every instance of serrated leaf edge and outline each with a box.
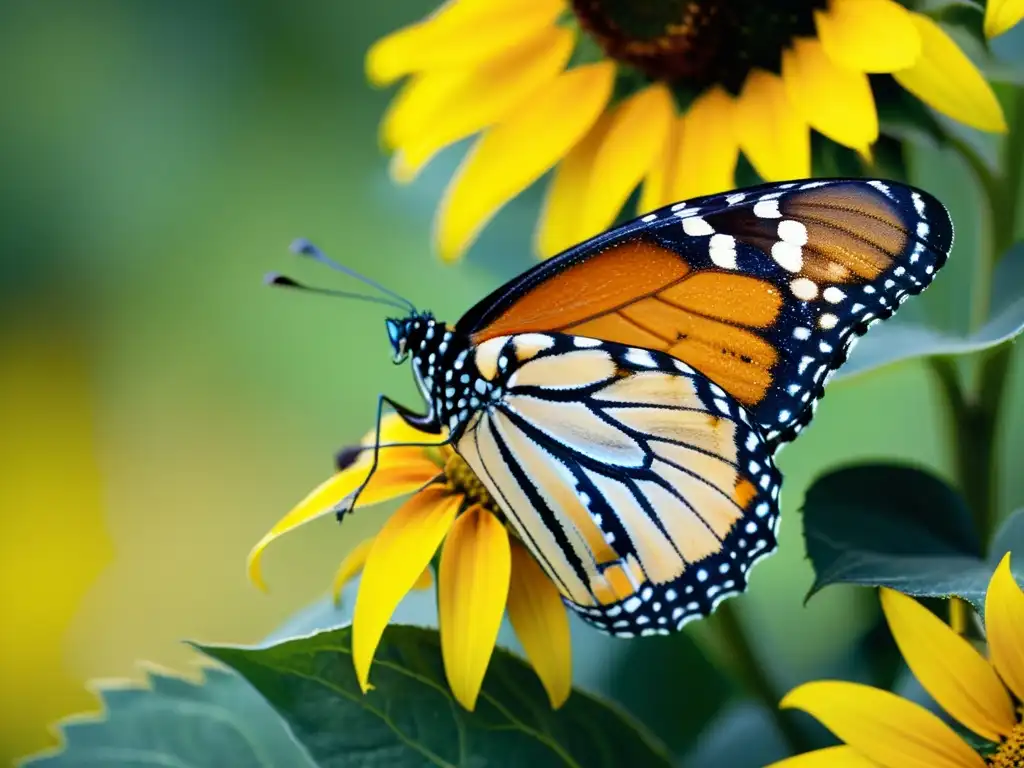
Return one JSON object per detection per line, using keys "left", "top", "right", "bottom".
{"left": 196, "top": 625, "right": 673, "bottom": 768}
{"left": 16, "top": 662, "right": 312, "bottom": 768}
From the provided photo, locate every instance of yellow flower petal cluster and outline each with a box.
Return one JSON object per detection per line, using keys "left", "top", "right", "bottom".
{"left": 368, "top": 0, "right": 1012, "bottom": 262}
{"left": 247, "top": 415, "right": 572, "bottom": 711}
{"left": 770, "top": 555, "right": 1024, "bottom": 768}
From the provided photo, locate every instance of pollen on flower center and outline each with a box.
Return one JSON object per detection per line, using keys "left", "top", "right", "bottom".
{"left": 989, "top": 720, "right": 1024, "bottom": 767}
{"left": 571, "top": 0, "right": 826, "bottom": 92}
{"left": 444, "top": 454, "right": 499, "bottom": 513}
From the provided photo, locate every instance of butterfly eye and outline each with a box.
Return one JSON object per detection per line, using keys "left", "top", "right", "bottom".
{"left": 385, "top": 318, "right": 408, "bottom": 363}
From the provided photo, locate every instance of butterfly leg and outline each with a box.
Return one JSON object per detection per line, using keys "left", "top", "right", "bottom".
{"left": 338, "top": 393, "right": 444, "bottom": 522}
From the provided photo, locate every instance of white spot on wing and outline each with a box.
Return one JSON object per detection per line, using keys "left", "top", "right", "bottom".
{"left": 791, "top": 277, "right": 818, "bottom": 300}
{"left": 823, "top": 286, "right": 846, "bottom": 304}
{"left": 777, "top": 219, "right": 808, "bottom": 245}
{"left": 772, "top": 241, "right": 803, "bottom": 272}
{"left": 682, "top": 216, "right": 715, "bottom": 236}
{"left": 912, "top": 191, "right": 925, "bottom": 215}
{"left": 625, "top": 348, "right": 658, "bottom": 368}
{"left": 753, "top": 199, "right": 782, "bottom": 219}
{"left": 709, "top": 233, "right": 738, "bottom": 269}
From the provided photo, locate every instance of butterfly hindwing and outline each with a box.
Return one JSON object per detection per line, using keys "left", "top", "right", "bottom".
{"left": 454, "top": 332, "right": 780, "bottom": 636}
{"left": 457, "top": 179, "right": 953, "bottom": 451}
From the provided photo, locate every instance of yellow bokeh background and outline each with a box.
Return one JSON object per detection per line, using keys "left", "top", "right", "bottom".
{"left": 0, "top": 321, "right": 113, "bottom": 757}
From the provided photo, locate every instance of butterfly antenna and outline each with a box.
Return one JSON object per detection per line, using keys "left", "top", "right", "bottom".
{"left": 264, "top": 273, "right": 410, "bottom": 311}
{"left": 289, "top": 238, "right": 416, "bottom": 312}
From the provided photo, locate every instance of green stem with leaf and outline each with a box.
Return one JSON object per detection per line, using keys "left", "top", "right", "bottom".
{"left": 930, "top": 88, "right": 1022, "bottom": 546}
{"left": 707, "top": 87, "right": 1022, "bottom": 751}
{"left": 710, "top": 601, "right": 809, "bottom": 755}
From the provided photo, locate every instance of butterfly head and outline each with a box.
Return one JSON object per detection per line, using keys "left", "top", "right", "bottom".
{"left": 386, "top": 312, "right": 438, "bottom": 366}
{"left": 386, "top": 317, "right": 409, "bottom": 363}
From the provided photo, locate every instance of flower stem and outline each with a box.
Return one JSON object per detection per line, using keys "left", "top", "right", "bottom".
{"left": 930, "top": 89, "right": 1024, "bottom": 546}
{"left": 711, "top": 601, "right": 808, "bottom": 755}
{"left": 929, "top": 353, "right": 1002, "bottom": 542}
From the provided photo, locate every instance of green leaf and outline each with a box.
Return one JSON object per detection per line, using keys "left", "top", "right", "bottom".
{"left": 20, "top": 668, "right": 316, "bottom": 768}
{"left": 606, "top": 631, "right": 735, "bottom": 755}
{"left": 803, "top": 465, "right": 1024, "bottom": 614}
{"left": 990, "top": 508, "right": 1024, "bottom": 567}
{"left": 264, "top": 587, "right": 624, "bottom": 698}
{"left": 198, "top": 624, "right": 673, "bottom": 768}
{"left": 270, "top": 589, "right": 730, "bottom": 759}
{"left": 836, "top": 243, "right": 1024, "bottom": 383}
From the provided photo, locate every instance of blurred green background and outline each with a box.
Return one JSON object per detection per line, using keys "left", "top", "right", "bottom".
{"left": 1, "top": 2, "right": 1021, "bottom": 764}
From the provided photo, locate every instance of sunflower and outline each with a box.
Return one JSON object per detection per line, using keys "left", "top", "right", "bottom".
{"left": 768, "top": 554, "right": 1024, "bottom": 768}
{"left": 247, "top": 414, "right": 572, "bottom": 711}
{"left": 367, "top": 0, "right": 1012, "bottom": 263}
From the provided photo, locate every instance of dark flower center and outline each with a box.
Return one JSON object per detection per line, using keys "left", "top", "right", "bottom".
{"left": 571, "top": 0, "right": 827, "bottom": 94}
{"left": 989, "top": 719, "right": 1024, "bottom": 767}
{"left": 445, "top": 454, "right": 498, "bottom": 513}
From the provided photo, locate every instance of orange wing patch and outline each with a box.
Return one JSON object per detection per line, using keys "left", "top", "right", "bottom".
{"left": 472, "top": 240, "right": 690, "bottom": 342}
{"left": 467, "top": 182, "right": 920, "bottom": 411}
{"left": 661, "top": 273, "right": 783, "bottom": 327}
{"left": 471, "top": 241, "right": 787, "bottom": 407}
{"left": 573, "top": 293, "right": 777, "bottom": 405}
{"left": 564, "top": 272, "right": 783, "bottom": 406}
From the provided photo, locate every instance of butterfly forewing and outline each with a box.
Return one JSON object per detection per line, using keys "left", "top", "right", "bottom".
{"left": 456, "top": 179, "right": 953, "bottom": 451}
{"left": 454, "top": 333, "right": 780, "bottom": 636}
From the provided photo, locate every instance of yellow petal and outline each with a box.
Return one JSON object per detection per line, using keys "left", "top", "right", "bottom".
{"left": 986, "top": 0, "right": 1024, "bottom": 37}
{"left": 380, "top": 71, "right": 463, "bottom": 151}
{"left": 735, "top": 69, "right": 811, "bottom": 181}
{"left": 331, "top": 538, "right": 429, "bottom": 604}
{"left": 815, "top": 0, "right": 921, "bottom": 73}
{"left": 246, "top": 459, "right": 440, "bottom": 592}
{"left": 366, "top": 0, "right": 565, "bottom": 87}
{"left": 435, "top": 61, "right": 615, "bottom": 262}
{"left": 893, "top": 14, "right": 1007, "bottom": 133}
{"left": 783, "top": 37, "right": 878, "bottom": 152}
{"left": 986, "top": 553, "right": 1024, "bottom": 701}
{"left": 638, "top": 114, "right": 680, "bottom": 214}
{"left": 880, "top": 588, "right": 1016, "bottom": 741}
{"left": 671, "top": 86, "right": 738, "bottom": 200}
{"left": 781, "top": 681, "right": 985, "bottom": 768}
{"left": 506, "top": 540, "right": 572, "bottom": 708}
{"left": 439, "top": 506, "right": 511, "bottom": 710}
{"left": 331, "top": 538, "right": 374, "bottom": 604}
{"left": 575, "top": 84, "right": 674, "bottom": 242}
{"left": 388, "top": 26, "right": 575, "bottom": 183}
{"left": 765, "top": 746, "right": 881, "bottom": 768}
{"left": 536, "top": 111, "right": 614, "bottom": 258}
{"left": 352, "top": 487, "right": 460, "bottom": 692}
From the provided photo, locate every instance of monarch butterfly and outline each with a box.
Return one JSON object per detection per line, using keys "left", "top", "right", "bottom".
{"left": 273, "top": 178, "right": 952, "bottom": 638}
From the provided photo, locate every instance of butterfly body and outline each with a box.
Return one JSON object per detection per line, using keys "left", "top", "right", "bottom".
{"left": 376, "top": 178, "right": 952, "bottom": 637}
